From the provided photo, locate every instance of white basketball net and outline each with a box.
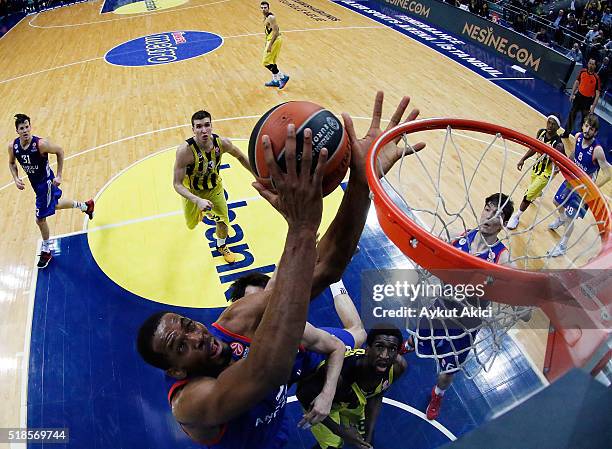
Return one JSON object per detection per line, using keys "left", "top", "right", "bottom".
{"left": 375, "top": 124, "right": 606, "bottom": 376}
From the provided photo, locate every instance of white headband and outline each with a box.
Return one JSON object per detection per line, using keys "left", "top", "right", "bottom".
{"left": 547, "top": 115, "right": 561, "bottom": 127}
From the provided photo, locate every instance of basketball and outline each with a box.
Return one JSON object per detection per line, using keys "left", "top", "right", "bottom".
{"left": 248, "top": 101, "right": 351, "bottom": 197}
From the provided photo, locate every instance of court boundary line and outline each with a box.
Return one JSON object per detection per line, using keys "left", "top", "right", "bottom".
{"left": 29, "top": 0, "right": 232, "bottom": 28}
{"left": 507, "top": 328, "right": 550, "bottom": 386}
{"left": 0, "top": 14, "right": 27, "bottom": 42}
{"left": 0, "top": 56, "right": 104, "bottom": 85}
{"left": 329, "top": 1, "right": 574, "bottom": 139}
{"left": 1, "top": 25, "right": 383, "bottom": 84}
{"left": 0, "top": 118, "right": 529, "bottom": 194}
{"left": 286, "top": 395, "right": 457, "bottom": 441}
{"left": 16, "top": 243, "right": 41, "bottom": 449}
{"left": 488, "top": 77, "right": 535, "bottom": 81}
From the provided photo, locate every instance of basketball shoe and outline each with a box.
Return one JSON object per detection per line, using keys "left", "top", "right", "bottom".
{"left": 37, "top": 251, "right": 53, "bottom": 269}
{"left": 548, "top": 216, "right": 565, "bottom": 230}
{"left": 426, "top": 387, "right": 444, "bottom": 420}
{"left": 507, "top": 213, "right": 520, "bottom": 230}
{"left": 218, "top": 244, "right": 236, "bottom": 263}
{"left": 278, "top": 75, "right": 290, "bottom": 89}
{"left": 84, "top": 199, "right": 95, "bottom": 220}
{"left": 547, "top": 242, "right": 567, "bottom": 257}
{"left": 265, "top": 79, "right": 279, "bottom": 87}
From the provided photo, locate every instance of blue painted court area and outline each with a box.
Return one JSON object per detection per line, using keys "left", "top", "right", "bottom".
{"left": 105, "top": 31, "right": 223, "bottom": 67}
{"left": 333, "top": 0, "right": 612, "bottom": 150}
{"left": 27, "top": 206, "right": 543, "bottom": 448}
{"left": 100, "top": 0, "right": 138, "bottom": 13}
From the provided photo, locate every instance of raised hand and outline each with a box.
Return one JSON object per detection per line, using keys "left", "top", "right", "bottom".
{"left": 252, "top": 124, "right": 328, "bottom": 231}
{"left": 342, "top": 91, "right": 426, "bottom": 182}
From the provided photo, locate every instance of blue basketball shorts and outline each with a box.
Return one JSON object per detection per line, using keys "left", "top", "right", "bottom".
{"left": 33, "top": 178, "right": 62, "bottom": 219}
{"left": 417, "top": 326, "right": 478, "bottom": 373}
{"left": 553, "top": 180, "right": 588, "bottom": 219}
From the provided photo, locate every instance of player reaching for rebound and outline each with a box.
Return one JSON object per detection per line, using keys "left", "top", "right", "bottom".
{"left": 413, "top": 194, "right": 517, "bottom": 420}
{"left": 261, "top": 1, "right": 290, "bottom": 89}
{"left": 7, "top": 114, "right": 94, "bottom": 269}
{"left": 507, "top": 114, "right": 565, "bottom": 230}
{"left": 547, "top": 114, "right": 611, "bottom": 257}
{"left": 140, "top": 92, "right": 425, "bottom": 448}
{"left": 173, "top": 110, "right": 252, "bottom": 264}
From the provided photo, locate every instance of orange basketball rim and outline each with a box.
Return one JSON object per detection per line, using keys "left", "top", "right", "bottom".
{"left": 365, "top": 118, "right": 611, "bottom": 381}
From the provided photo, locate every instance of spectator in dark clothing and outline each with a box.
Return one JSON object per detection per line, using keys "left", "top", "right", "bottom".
{"left": 551, "top": 9, "right": 566, "bottom": 43}
{"left": 598, "top": 56, "right": 611, "bottom": 92}
{"left": 535, "top": 27, "right": 549, "bottom": 45}
{"left": 565, "top": 15, "right": 579, "bottom": 34}
{"left": 566, "top": 42, "right": 584, "bottom": 62}
{"left": 514, "top": 12, "right": 528, "bottom": 34}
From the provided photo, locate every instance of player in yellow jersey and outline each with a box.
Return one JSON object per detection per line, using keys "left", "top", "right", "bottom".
{"left": 173, "top": 110, "right": 252, "bottom": 263}
{"left": 507, "top": 114, "right": 565, "bottom": 230}
{"left": 297, "top": 325, "right": 407, "bottom": 449}
{"left": 261, "top": 1, "right": 290, "bottom": 89}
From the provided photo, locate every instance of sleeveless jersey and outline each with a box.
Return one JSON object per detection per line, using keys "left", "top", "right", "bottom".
{"left": 12, "top": 136, "right": 52, "bottom": 185}
{"left": 532, "top": 129, "right": 563, "bottom": 176}
{"left": 167, "top": 322, "right": 289, "bottom": 449}
{"left": 264, "top": 16, "right": 278, "bottom": 41}
{"left": 340, "top": 350, "right": 395, "bottom": 404}
{"left": 573, "top": 134, "right": 601, "bottom": 179}
{"left": 452, "top": 229, "right": 507, "bottom": 264}
{"left": 184, "top": 135, "right": 223, "bottom": 191}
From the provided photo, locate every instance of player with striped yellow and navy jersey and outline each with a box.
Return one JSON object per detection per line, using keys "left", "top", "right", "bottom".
{"left": 173, "top": 110, "right": 252, "bottom": 263}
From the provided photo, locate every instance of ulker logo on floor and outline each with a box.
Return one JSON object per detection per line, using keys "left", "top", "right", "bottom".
{"left": 104, "top": 31, "right": 223, "bottom": 67}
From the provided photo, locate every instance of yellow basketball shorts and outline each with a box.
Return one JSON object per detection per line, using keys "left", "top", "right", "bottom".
{"left": 310, "top": 404, "right": 366, "bottom": 448}
{"left": 262, "top": 37, "right": 282, "bottom": 66}
{"left": 182, "top": 182, "right": 229, "bottom": 229}
{"left": 525, "top": 171, "right": 553, "bottom": 202}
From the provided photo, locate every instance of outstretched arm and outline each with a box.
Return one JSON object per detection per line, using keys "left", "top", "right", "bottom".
{"left": 311, "top": 92, "right": 425, "bottom": 296}
{"left": 517, "top": 148, "right": 536, "bottom": 170}
{"left": 299, "top": 324, "right": 346, "bottom": 425}
{"left": 221, "top": 137, "right": 253, "bottom": 175}
{"left": 174, "top": 125, "right": 327, "bottom": 431}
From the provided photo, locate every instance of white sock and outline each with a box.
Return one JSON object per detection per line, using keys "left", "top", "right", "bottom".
{"left": 434, "top": 385, "right": 447, "bottom": 396}
{"left": 73, "top": 201, "right": 87, "bottom": 211}
{"left": 41, "top": 239, "right": 51, "bottom": 252}
{"left": 559, "top": 236, "right": 569, "bottom": 247}
{"left": 277, "top": 71, "right": 285, "bottom": 78}
{"left": 330, "top": 279, "right": 347, "bottom": 298}
{"left": 217, "top": 238, "right": 226, "bottom": 247}
{"left": 515, "top": 210, "right": 524, "bottom": 218}
{"left": 272, "top": 73, "right": 280, "bottom": 81}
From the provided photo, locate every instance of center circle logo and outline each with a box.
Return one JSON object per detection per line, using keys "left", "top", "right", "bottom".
{"left": 104, "top": 31, "right": 223, "bottom": 67}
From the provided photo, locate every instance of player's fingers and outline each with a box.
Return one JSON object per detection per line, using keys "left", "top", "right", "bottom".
{"left": 342, "top": 113, "right": 359, "bottom": 147}
{"left": 301, "top": 128, "right": 313, "bottom": 177}
{"left": 370, "top": 91, "right": 384, "bottom": 131}
{"left": 262, "top": 135, "right": 283, "bottom": 181}
{"left": 309, "top": 414, "right": 325, "bottom": 425}
{"left": 392, "top": 108, "right": 421, "bottom": 145}
{"left": 284, "top": 124, "right": 298, "bottom": 178}
{"left": 407, "top": 142, "right": 426, "bottom": 155}
{"left": 252, "top": 181, "right": 278, "bottom": 206}
{"left": 312, "top": 148, "right": 328, "bottom": 189}
{"left": 386, "top": 96, "right": 410, "bottom": 131}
